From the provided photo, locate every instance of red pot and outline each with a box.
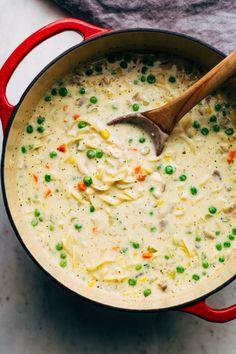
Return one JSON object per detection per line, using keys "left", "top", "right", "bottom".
{"left": 0, "top": 18, "right": 235, "bottom": 322}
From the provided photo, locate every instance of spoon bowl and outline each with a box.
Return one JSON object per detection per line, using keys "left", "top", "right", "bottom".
{"left": 108, "top": 50, "right": 236, "bottom": 155}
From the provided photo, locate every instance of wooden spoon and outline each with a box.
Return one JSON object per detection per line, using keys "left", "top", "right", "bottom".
{"left": 108, "top": 50, "right": 236, "bottom": 155}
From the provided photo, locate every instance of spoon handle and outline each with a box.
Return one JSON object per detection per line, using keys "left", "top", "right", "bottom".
{"left": 145, "top": 50, "right": 236, "bottom": 133}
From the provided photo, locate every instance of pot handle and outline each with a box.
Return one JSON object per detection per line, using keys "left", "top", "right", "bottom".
{"left": 181, "top": 299, "right": 236, "bottom": 322}
{"left": 0, "top": 18, "right": 110, "bottom": 133}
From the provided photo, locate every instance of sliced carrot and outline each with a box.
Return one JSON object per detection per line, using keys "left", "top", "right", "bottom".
{"left": 134, "top": 165, "right": 141, "bottom": 174}
{"left": 112, "top": 246, "right": 120, "bottom": 251}
{"left": 44, "top": 188, "right": 52, "bottom": 198}
{"left": 130, "top": 147, "right": 138, "bottom": 152}
{"left": 92, "top": 226, "right": 98, "bottom": 234}
{"left": 73, "top": 114, "right": 80, "bottom": 120}
{"left": 137, "top": 174, "right": 146, "bottom": 182}
{"left": 142, "top": 251, "right": 153, "bottom": 259}
{"left": 32, "top": 174, "right": 38, "bottom": 183}
{"left": 57, "top": 144, "right": 67, "bottom": 153}
{"left": 227, "top": 150, "right": 236, "bottom": 164}
{"left": 77, "top": 182, "right": 86, "bottom": 191}
{"left": 62, "top": 105, "right": 68, "bottom": 112}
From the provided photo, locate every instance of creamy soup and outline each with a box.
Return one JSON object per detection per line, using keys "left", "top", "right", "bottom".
{"left": 17, "top": 53, "right": 236, "bottom": 299}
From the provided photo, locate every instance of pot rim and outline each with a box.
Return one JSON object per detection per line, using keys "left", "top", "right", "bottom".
{"left": 1, "top": 27, "right": 235, "bottom": 313}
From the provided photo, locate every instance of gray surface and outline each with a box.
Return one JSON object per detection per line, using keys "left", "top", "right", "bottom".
{"left": 53, "top": 0, "right": 236, "bottom": 53}
{"left": 0, "top": 0, "right": 235, "bottom": 353}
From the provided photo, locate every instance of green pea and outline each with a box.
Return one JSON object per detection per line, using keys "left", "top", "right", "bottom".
{"left": 195, "top": 236, "right": 202, "bottom": 242}
{"left": 179, "top": 174, "right": 187, "bottom": 181}
{"left": 225, "top": 127, "right": 234, "bottom": 136}
{"left": 223, "top": 241, "right": 231, "bottom": 248}
{"left": 143, "top": 56, "right": 154, "bottom": 66}
{"left": 59, "top": 87, "right": 68, "bottom": 97}
{"left": 26, "top": 125, "right": 33, "bottom": 134}
{"left": 59, "top": 260, "right": 67, "bottom": 267}
{"left": 149, "top": 187, "right": 155, "bottom": 192}
{"left": 37, "top": 116, "right": 45, "bottom": 124}
{"left": 128, "top": 278, "right": 137, "bottom": 286}
{"left": 192, "top": 274, "right": 200, "bottom": 281}
{"left": 132, "top": 103, "right": 140, "bottom": 112}
{"left": 219, "top": 256, "right": 225, "bottom": 263}
{"left": 193, "top": 120, "right": 200, "bottom": 129}
{"left": 209, "top": 206, "right": 217, "bottom": 214}
{"left": 31, "top": 219, "right": 38, "bottom": 227}
{"left": 165, "top": 165, "right": 174, "bottom": 174}
{"left": 232, "top": 228, "right": 236, "bottom": 235}
{"left": 49, "top": 151, "right": 57, "bottom": 158}
{"left": 140, "top": 75, "right": 146, "bottom": 82}
{"left": 34, "top": 209, "right": 40, "bottom": 217}
{"left": 37, "top": 126, "right": 45, "bottom": 133}
{"left": 85, "top": 68, "right": 93, "bottom": 76}
{"left": 21, "top": 146, "right": 27, "bottom": 154}
{"left": 228, "top": 234, "right": 235, "bottom": 241}
{"left": 51, "top": 88, "right": 57, "bottom": 96}
{"left": 78, "top": 121, "right": 87, "bottom": 129}
{"left": 215, "top": 103, "right": 222, "bottom": 111}
{"left": 201, "top": 127, "right": 209, "bottom": 136}
{"left": 139, "top": 136, "right": 145, "bottom": 143}
{"left": 168, "top": 76, "right": 176, "bottom": 83}
{"left": 83, "top": 176, "right": 93, "bottom": 186}
{"left": 141, "top": 66, "right": 148, "bottom": 74}
{"left": 132, "top": 242, "right": 140, "bottom": 249}
{"left": 44, "top": 96, "right": 51, "bottom": 102}
{"left": 202, "top": 260, "right": 209, "bottom": 269}
{"left": 190, "top": 186, "right": 198, "bottom": 195}
{"left": 49, "top": 225, "right": 54, "bottom": 231}
{"left": 60, "top": 252, "right": 67, "bottom": 259}
{"left": 79, "top": 87, "right": 86, "bottom": 94}
{"left": 209, "top": 115, "right": 217, "bottom": 122}
{"left": 55, "top": 242, "right": 63, "bottom": 251}
{"left": 216, "top": 243, "right": 222, "bottom": 251}
{"left": 95, "top": 150, "right": 104, "bottom": 158}
{"left": 94, "top": 64, "right": 102, "bottom": 72}
{"left": 135, "top": 264, "right": 142, "bottom": 271}
{"left": 74, "top": 224, "right": 82, "bottom": 231}
{"left": 87, "top": 150, "right": 96, "bottom": 159}
{"left": 90, "top": 96, "right": 97, "bottom": 104}
{"left": 90, "top": 206, "right": 95, "bottom": 213}
{"left": 147, "top": 74, "right": 156, "bottom": 84}
{"left": 176, "top": 266, "right": 185, "bottom": 273}
{"left": 164, "top": 255, "right": 170, "bottom": 260}
{"left": 44, "top": 174, "right": 51, "bottom": 182}
{"left": 213, "top": 124, "right": 220, "bottom": 132}
{"left": 143, "top": 289, "right": 152, "bottom": 297}
{"left": 120, "top": 61, "right": 128, "bottom": 69}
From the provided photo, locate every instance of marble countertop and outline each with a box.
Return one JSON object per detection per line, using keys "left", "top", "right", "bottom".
{"left": 0, "top": 1, "right": 235, "bottom": 353}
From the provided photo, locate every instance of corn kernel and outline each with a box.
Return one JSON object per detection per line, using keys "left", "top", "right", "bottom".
{"left": 168, "top": 271, "right": 176, "bottom": 279}
{"left": 139, "top": 277, "right": 147, "bottom": 283}
{"left": 69, "top": 156, "right": 76, "bottom": 164}
{"left": 133, "top": 252, "right": 138, "bottom": 256}
{"left": 164, "top": 155, "right": 172, "bottom": 161}
{"left": 105, "top": 90, "right": 114, "bottom": 98}
{"left": 100, "top": 129, "right": 110, "bottom": 139}
{"left": 142, "top": 100, "right": 150, "bottom": 106}
{"left": 205, "top": 106, "right": 212, "bottom": 114}
{"left": 88, "top": 279, "right": 95, "bottom": 287}
{"left": 156, "top": 199, "right": 164, "bottom": 207}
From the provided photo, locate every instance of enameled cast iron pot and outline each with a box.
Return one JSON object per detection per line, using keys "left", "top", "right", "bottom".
{"left": 0, "top": 18, "right": 236, "bottom": 322}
